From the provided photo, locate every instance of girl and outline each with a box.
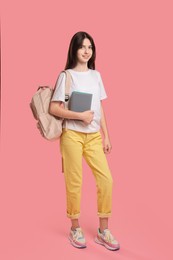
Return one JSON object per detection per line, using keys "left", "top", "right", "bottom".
{"left": 49, "top": 31, "right": 120, "bottom": 251}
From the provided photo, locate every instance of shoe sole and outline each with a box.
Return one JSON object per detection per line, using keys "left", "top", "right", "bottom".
{"left": 68, "top": 236, "right": 87, "bottom": 249}
{"left": 95, "top": 237, "right": 120, "bottom": 251}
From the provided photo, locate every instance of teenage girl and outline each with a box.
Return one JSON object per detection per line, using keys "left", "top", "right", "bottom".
{"left": 49, "top": 31, "right": 120, "bottom": 251}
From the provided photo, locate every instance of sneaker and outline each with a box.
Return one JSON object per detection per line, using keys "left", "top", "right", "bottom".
{"left": 95, "top": 228, "right": 120, "bottom": 251}
{"left": 69, "top": 227, "right": 86, "bottom": 249}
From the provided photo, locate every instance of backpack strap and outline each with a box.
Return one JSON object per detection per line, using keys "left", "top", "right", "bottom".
{"left": 62, "top": 70, "right": 72, "bottom": 105}
{"left": 61, "top": 70, "right": 73, "bottom": 131}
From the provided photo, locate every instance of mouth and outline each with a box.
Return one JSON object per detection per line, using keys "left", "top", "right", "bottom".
{"left": 82, "top": 55, "right": 90, "bottom": 59}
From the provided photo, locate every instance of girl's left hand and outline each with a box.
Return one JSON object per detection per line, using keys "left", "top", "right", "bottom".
{"left": 103, "top": 137, "right": 112, "bottom": 154}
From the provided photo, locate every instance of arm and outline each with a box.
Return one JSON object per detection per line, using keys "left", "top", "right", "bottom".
{"left": 49, "top": 101, "right": 94, "bottom": 124}
{"left": 100, "top": 101, "right": 112, "bottom": 154}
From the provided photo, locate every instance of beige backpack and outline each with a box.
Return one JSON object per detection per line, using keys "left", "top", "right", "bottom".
{"left": 30, "top": 70, "right": 72, "bottom": 141}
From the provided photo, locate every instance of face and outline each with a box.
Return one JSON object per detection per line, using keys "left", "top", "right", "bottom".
{"left": 76, "top": 38, "right": 93, "bottom": 65}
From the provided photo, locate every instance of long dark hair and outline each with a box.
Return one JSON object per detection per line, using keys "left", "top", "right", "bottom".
{"left": 65, "top": 31, "right": 96, "bottom": 70}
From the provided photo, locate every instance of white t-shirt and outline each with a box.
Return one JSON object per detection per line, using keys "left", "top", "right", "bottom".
{"left": 51, "top": 69, "right": 107, "bottom": 133}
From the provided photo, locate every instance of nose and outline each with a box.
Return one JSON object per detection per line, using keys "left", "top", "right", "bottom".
{"left": 84, "top": 48, "right": 89, "bottom": 53}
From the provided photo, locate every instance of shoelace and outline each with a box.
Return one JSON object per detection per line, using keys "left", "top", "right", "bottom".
{"left": 73, "top": 229, "right": 84, "bottom": 241}
{"left": 102, "top": 229, "right": 115, "bottom": 243}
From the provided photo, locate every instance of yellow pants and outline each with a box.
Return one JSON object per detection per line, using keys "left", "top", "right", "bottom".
{"left": 60, "top": 129, "right": 113, "bottom": 219}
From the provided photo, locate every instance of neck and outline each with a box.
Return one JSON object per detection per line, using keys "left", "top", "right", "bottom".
{"left": 73, "top": 63, "right": 89, "bottom": 72}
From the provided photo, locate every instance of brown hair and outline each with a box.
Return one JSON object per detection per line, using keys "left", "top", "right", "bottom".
{"left": 65, "top": 31, "right": 96, "bottom": 70}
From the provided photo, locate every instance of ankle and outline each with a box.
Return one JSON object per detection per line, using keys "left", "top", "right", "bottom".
{"left": 71, "top": 226, "right": 80, "bottom": 231}
{"left": 99, "top": 227, "right": 108, "bottom": 233}
{"left": 99, "top": 217, "right": 108, "bottom": 233}
{"left": 71, "top": 218, "right": 80, "bottom": 231}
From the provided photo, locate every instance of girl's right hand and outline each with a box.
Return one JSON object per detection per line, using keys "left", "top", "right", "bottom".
{"left": 81, "top": 110, "right": 94, "bottom": 124}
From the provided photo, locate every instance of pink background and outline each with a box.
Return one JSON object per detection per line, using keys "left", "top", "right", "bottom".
{"left": 1, "top": 0, "right": 173, "bottom": 259}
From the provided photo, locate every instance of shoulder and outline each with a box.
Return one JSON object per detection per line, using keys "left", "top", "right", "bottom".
{"left": 59, "top": 70, "right": 66, "bottom": 77}
{"left": 91, "top": 69, "right": 100, "bottom": 75}
{"left": 56, "top": 70, "right": 66, "bottom": 82}
{"left": 91, "top": 69, "right": 102, "bottom": 81}
{"left": 54, "top": 70, "right": 66, "bottom": 88}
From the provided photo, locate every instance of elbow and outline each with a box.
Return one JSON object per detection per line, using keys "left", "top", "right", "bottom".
{"left": 49, "top": 101, "right": 62, "bottom": 117}
{"left": 49, "top": 103, "right": 53, "bottom": 114}
{"left": 49, "top": 102, "right": 56, "bottom": 116}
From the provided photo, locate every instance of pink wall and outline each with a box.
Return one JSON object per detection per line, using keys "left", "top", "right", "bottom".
{"left": 1, "top": 0, "right": 173, "bottom": 259}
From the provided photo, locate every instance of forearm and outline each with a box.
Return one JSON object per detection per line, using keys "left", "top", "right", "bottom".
{"left": 100, "top": 103, "right": 110, "bottom": 139}
{"left": 49, "top": 101, "right": 82, "bottom": 120}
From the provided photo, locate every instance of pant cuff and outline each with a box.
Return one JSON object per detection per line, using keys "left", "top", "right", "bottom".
{"left": 67, "top": 212, "right": 80, "bottom": 219}
{"left": 97, "top": 212, "right": 112, "bottom": 218}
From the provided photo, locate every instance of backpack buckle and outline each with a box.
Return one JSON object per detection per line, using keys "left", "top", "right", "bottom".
{"left": 65, "top": 94, "right": 69, "bottom": 102}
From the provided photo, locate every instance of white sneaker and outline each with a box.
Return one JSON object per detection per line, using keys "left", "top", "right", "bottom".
{"left": 69, "top": 227, "right": 86, "bottom": 248}
{"left": 95, "top": 228, "right": 120, "bottom": 251}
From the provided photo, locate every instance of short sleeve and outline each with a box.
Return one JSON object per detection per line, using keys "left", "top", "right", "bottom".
{"left": 97, "top": 71, "right": 107, "bottom": 100}
{"left": 51, "top": 72, "right": 66, "bottom": 102}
